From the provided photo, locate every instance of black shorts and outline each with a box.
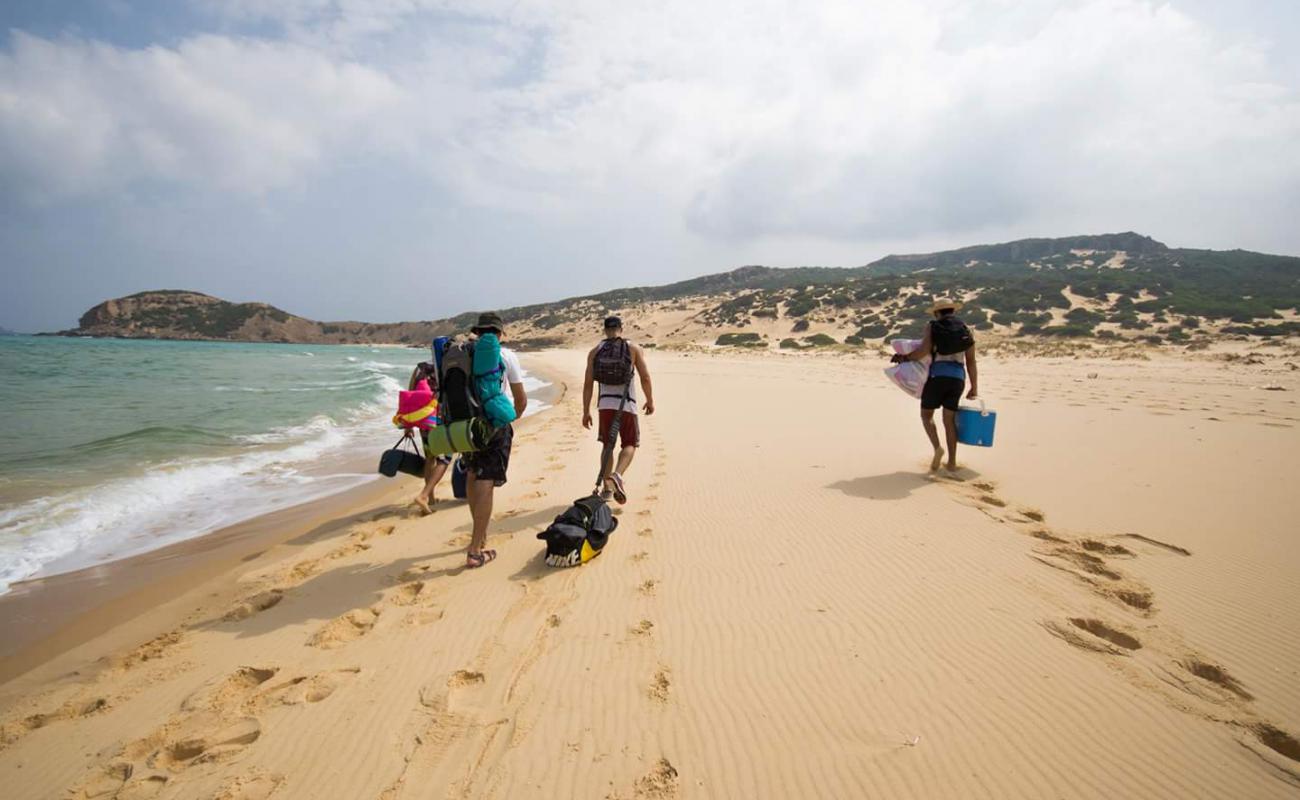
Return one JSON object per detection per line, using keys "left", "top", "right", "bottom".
{"left": 921, "top": 377, "right": 965, "bottom": 411}
{"left": 461, "top": 425, "right": 513, "bottom": 487}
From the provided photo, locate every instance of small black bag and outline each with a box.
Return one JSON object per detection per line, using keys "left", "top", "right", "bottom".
{"left": 378, "top": 434, "right": 426, "bottom": 478}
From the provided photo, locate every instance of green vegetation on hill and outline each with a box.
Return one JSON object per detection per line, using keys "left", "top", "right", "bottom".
{"left": 65, "top": 233, "right": 1300, "bottom": 345}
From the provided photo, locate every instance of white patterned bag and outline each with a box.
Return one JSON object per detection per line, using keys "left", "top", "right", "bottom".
{"left": 884, "top": 338, "right": 929, "bottom": 399}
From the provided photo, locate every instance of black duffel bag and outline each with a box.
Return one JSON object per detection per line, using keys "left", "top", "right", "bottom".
{"left": 537, "top": 495, "right": 619, "bottom": 567}
{"left": 378, "top": 434, "right": 426, "bottom": 478}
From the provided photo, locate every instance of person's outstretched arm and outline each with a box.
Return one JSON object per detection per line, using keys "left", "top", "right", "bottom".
{"left": 633, "top": 344, "right": 655, "bottom": 415}
{"left": 899, "top": 324, "right": 933, "bottom": 362}
{"left": 965, "top": 344, "right": 979, "bottom": 399}
{"left": 582, "top": 347, "right": 597, "bottom": 428}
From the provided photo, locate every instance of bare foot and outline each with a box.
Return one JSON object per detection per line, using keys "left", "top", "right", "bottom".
{"left": 413, "top": 496, "right": 433, "bottom": 516}
{"left": 945, "top": 461, "right": 959, "bottom": 473}
{"left": 930, "top": 449, "right": 944, "bottom": 471}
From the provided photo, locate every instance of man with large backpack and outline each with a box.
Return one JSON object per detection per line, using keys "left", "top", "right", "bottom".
{"left": 442, "top": 313, "right": 527, "bottom": 568}
{"left": 582, "top": 316, "right": 655, "bottom": 504}
{"left": 891, "top": 298, "right": 980, "bottom": 472}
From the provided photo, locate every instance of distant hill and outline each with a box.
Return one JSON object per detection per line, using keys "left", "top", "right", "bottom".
{"left": 57, "top": 233, "right": 1300, "bottom": 349}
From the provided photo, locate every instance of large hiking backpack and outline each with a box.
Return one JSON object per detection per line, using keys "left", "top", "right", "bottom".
{"left": 537, "top": 495, "right": 619, "bottom": 567}
{"left": 437, "top": 338, "right": 481, "bottom": 423}
{"left": 931, "top": 317, "right": 974, "bottom": 356}
{"left": 472, "top": 333, "right": 517, "bottom": 428}
{"left": 593, "top": 338, "right": 633, "bottom": 385}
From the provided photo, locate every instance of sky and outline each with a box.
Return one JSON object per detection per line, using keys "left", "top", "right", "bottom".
{"left": 1, "top": 1, "right": 1298, "bottom": 332}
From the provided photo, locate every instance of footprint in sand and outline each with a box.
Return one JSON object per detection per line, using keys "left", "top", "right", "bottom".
{"left": 648, "top": 667, "right": 672, "bottom": 704}
{"left": 629, "top": 551, "right": 649, "bottom": 563}
{"left": 107, "top": 629, "right": 186, "bottom": 673}
{"left": 638, "top": 528, "right": 654, "bottom": 538}
{"left": 326, "top": 540, "right": 372, "bottom": 560}
{"left": 403, "top": 608, "right": 446, "bottom": 627}
{"left": 638, "top": 579, "right": 658, "bottom": 597}
{"left": 1079, "top": 539, "right": 1134, "bottom": 557}
{"left": 0, "top": 695, "right": 111, "bottom": 750}
{"left": 261, "top": 668, "right": 361, "bottom": 706}
{"left": 629, "top": 619, "right": 655, "bottom": 638}
{"left": 1180, "top": 659, "right": 1253, "bottom": 701}
{"left": 281, "top": 557, "right": 323, "bottom": 583}
{"left": 448, "top": 669, "right": 485, "bottom": 688}
{"left": 628, "top": 758, "right": 680, "bottom": 799}
{"left": 308, "top": 606, "right": 382, "bottom": 649}
{"left": 76, "top": 762, "right": 171, "bottom": 799}
{"left": 1043, "top": 617, "right": 1142, "bottom": 655}
{"left": 388, "top": 580, "right": 436, "bottom": 607}
{"left": 223, "top": 589, "right": 284, "bottom": 622}
{"left": 1248, "top": 723, "right": 1300, "bottom": 769}
{"left": 74, "top": 663, "right": 312, "bottom": 794}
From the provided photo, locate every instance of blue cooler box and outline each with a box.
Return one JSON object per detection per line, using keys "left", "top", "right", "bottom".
{"left": 956, "top": 402, "right": 997, "bottom": 447}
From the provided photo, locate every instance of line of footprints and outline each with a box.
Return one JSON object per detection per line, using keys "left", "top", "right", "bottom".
{"left": 945, "top": 476, "right": 1300, "bottom": 784}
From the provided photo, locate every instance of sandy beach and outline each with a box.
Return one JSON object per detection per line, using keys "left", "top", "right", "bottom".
{"left": 1, "top": 346, "right": 1298, "bottom": 799}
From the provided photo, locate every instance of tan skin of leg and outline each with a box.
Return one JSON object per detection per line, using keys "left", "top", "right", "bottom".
{"left": 942, "top": 408, "right": 959, "bottom": 470}
{"left": 921, "top": 408, "right": 944, "bottom": 470}
{"left": 465, "top": 470, "right": 493, "bottom": 556}
{"left": 414, "top": 458, "right": 449, "bottom": 514}
{"left": 603, "top": 444, "right": 636, "bottom": 487}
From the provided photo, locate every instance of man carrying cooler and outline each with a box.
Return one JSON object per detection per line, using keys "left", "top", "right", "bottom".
{"left": 891, "top": 298, "right": 979, "bottom": 472}
{"left": 582, "top": 316, "right": 655, "bottom": 504}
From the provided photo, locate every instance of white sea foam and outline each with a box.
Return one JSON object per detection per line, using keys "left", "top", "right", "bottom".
{"left": 0, "top": 361, "right": 550, "bottom": 594}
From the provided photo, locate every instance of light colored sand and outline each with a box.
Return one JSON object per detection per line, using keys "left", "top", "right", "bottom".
{"left": 1, "top": 347, "right": 1298, "bottom": 799}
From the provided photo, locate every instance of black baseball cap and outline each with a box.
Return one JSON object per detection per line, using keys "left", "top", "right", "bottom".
{"left": 604, "top": 315, "right": 622, "bottom": 329}
{"left": 471, "top": 312, "right": 504, "bottom": 334}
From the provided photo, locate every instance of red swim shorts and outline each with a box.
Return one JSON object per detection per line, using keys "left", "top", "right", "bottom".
{"left": 597, "top": 409, "right": 640, "bottom": 447}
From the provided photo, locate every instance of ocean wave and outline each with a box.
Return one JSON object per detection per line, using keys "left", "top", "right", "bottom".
{"left": 0, "top": 416, "right": 377, "bottom": 593}
{"left": 0, "top": 356, "right": 546, "bottom": 594}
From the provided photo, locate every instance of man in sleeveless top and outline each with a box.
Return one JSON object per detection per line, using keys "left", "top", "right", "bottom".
{"left": 582, "top": 316, "right": 655, "bottom": 504}
{"left": 892, "top": 298, "right": 979, "bottom": 472}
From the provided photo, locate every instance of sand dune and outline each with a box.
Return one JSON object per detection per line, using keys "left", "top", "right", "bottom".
{"left": 1, "top": 347, "right": 1298, "bottom": 798}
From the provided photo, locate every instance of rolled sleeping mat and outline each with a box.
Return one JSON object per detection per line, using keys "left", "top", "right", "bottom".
{"left": 423, "top": 417, "right": 493, "bottom": 456}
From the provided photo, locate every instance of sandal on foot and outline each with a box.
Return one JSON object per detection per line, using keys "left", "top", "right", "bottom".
{"left": 608, "top": 472, "right": 627, "bottom": 505}
{"left": 466, "top": 549, "right": 497, "bottom": 569}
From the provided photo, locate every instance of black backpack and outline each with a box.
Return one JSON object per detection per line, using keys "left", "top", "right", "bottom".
{"left": 931, "top": 317, "right": 974, "bottom": 356}
{"left": 436, "top": 339, "right": 480, "bottom": 423}
{"left": 593, "top": 338, "right": 633, "bottom": 385}
{"left": 537, "top": 495, "right": 619, "bottom": 567}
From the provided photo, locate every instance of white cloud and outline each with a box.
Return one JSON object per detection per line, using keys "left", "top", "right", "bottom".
{"left": 1, "top": 0, "right": 1298, "bottom": 250}
{"left": 0, "top": 31, "right": 402, "bottom": 197}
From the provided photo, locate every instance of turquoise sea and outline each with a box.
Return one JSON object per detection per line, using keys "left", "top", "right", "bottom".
{"left": 0, "top": 336, "right": 548, "bottom": 593}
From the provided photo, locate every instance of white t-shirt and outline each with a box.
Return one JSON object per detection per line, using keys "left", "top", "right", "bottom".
{"left": 499, "top": 346, "right": 524, "bottom": 394}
